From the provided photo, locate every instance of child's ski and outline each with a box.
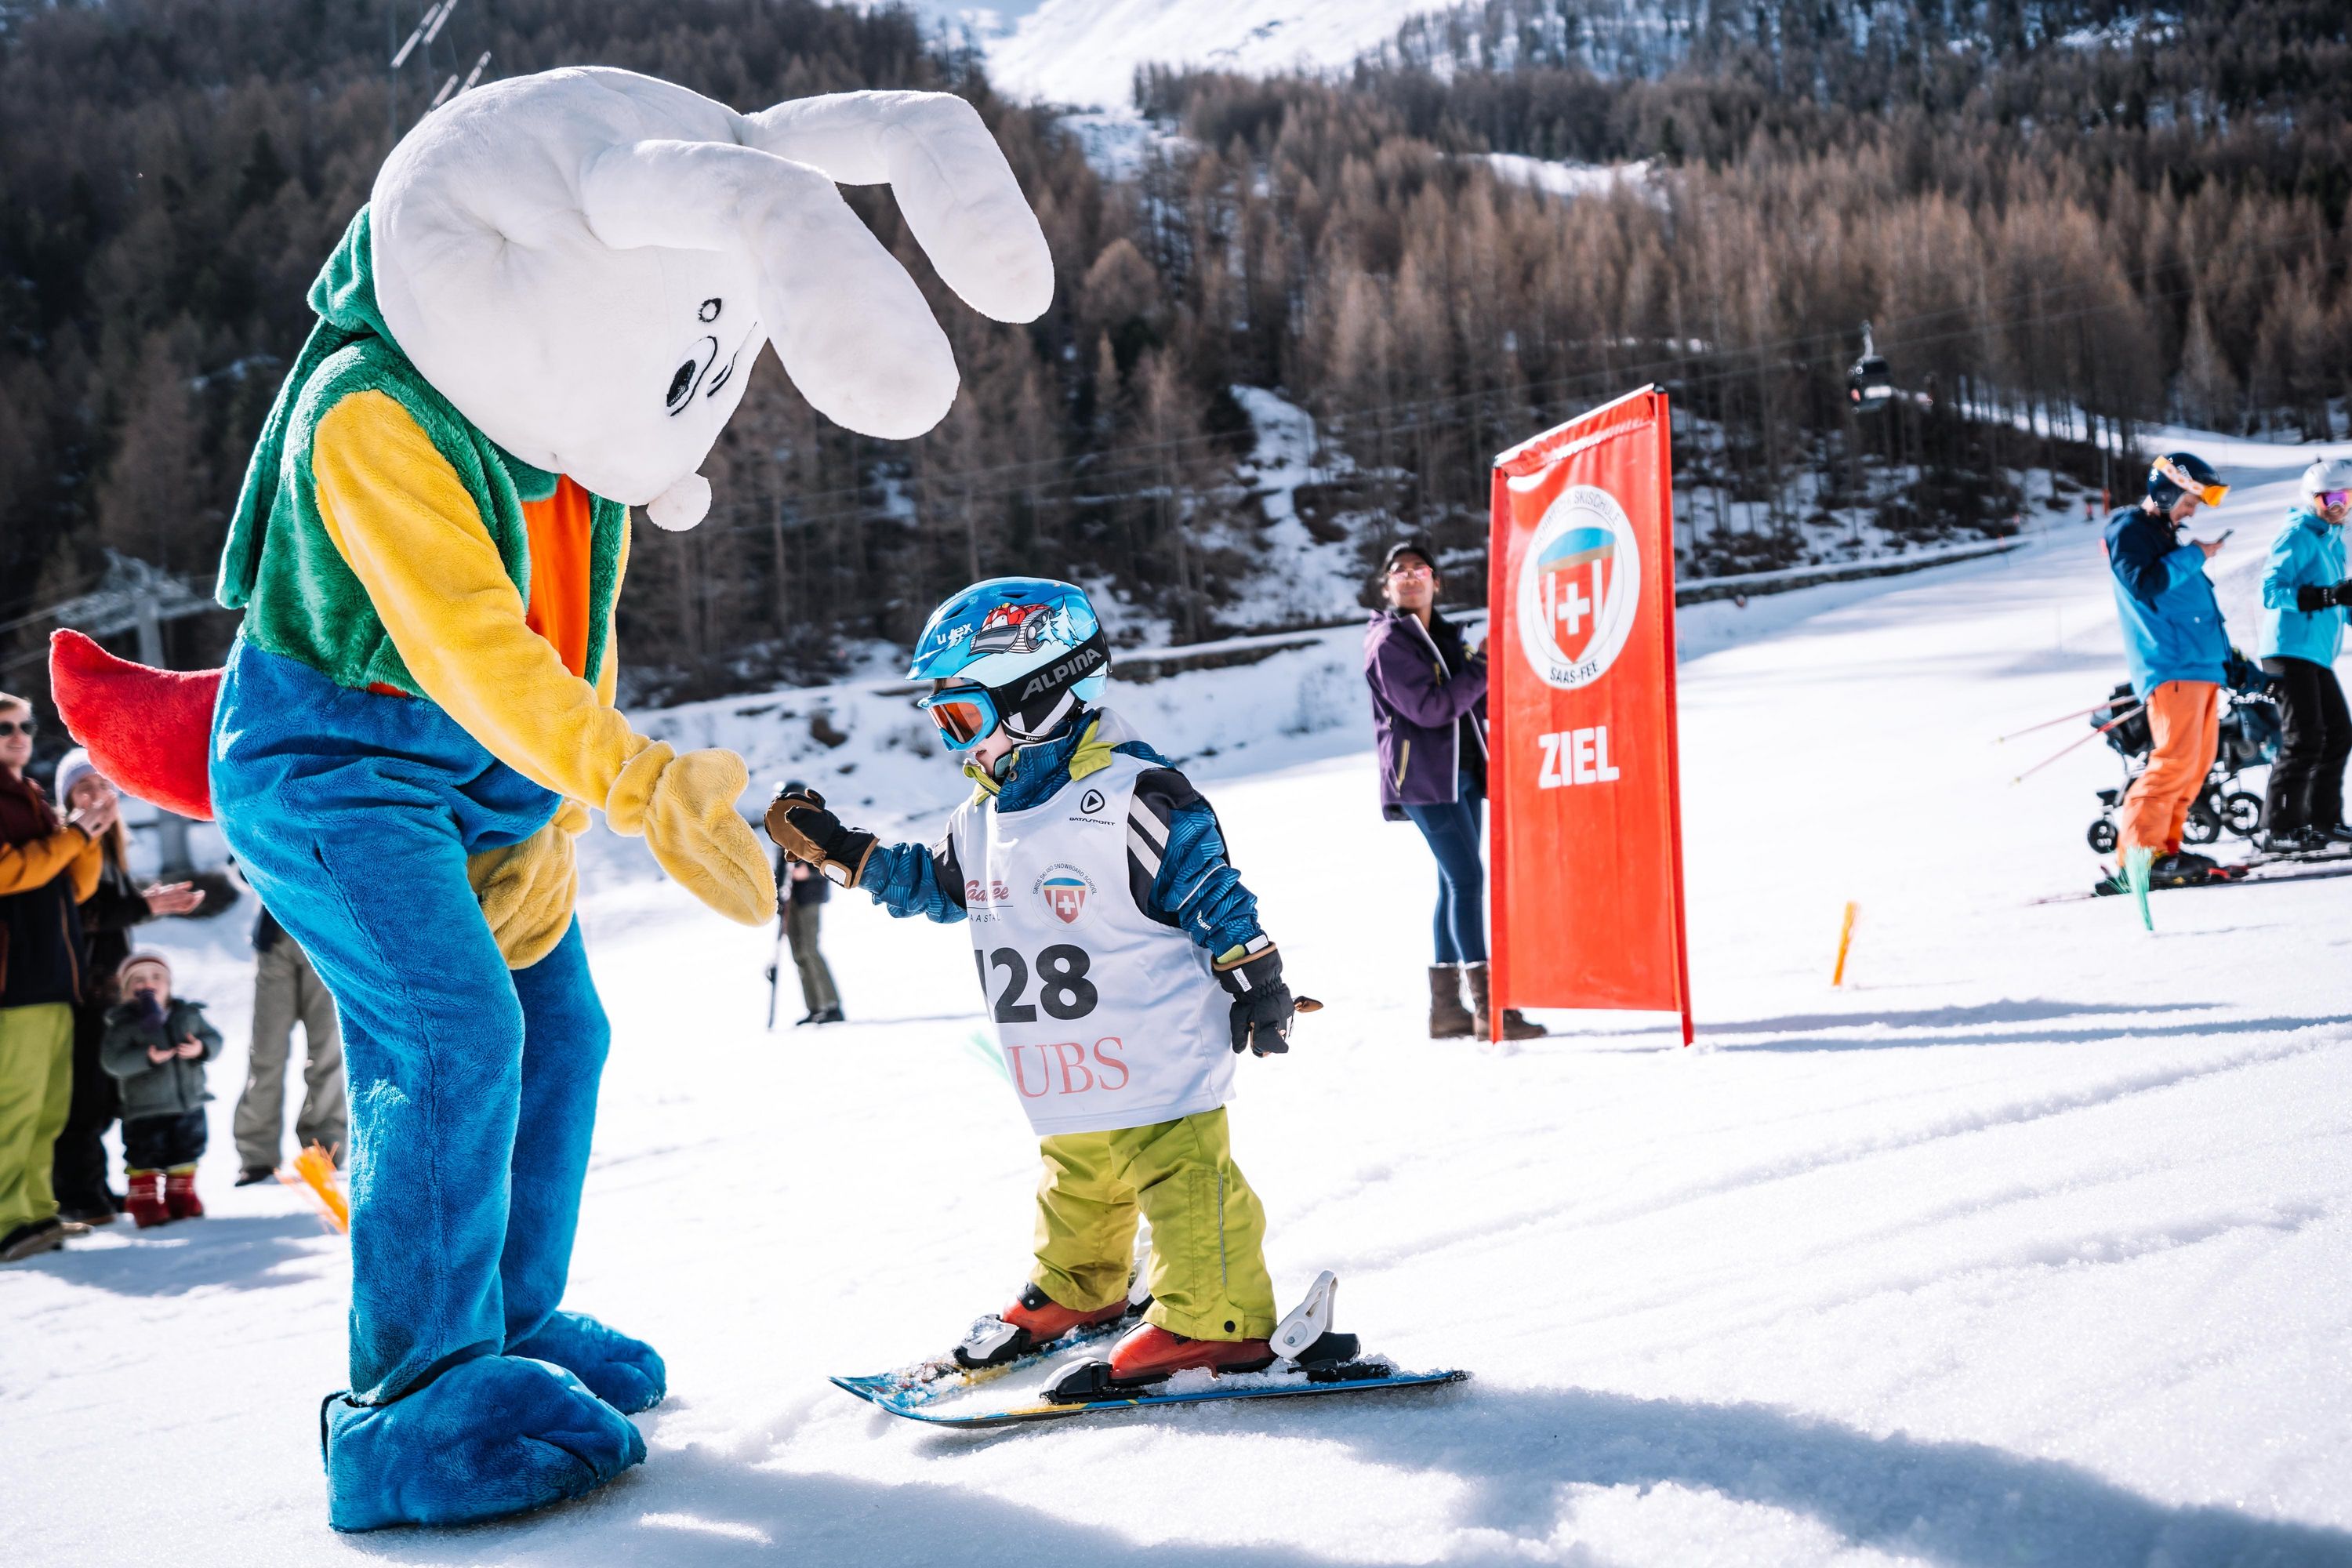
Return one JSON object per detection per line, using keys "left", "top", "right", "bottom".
{"left": 833, "top": 1314, "right": 1133, "bottom": 1411}
{"left": 834, "top": 1362, "right": 1468, "bottom": 1428}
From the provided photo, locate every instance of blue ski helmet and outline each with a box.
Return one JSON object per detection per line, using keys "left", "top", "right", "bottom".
{"left": 2147, "top": 451, "right": 2226, "bottom": 510}
{"left": 907, "top": 577, "right": 1109, "bottom": 750}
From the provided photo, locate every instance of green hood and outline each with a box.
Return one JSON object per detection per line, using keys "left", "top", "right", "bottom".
{"left": 217, "top": 207, "right": 559, "bottom": 610}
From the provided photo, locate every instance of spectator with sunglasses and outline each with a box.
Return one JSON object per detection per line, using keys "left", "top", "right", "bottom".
{"left": 2103, "top": 452, "right": 2238, "bottom": 902}
{"left": 0, "top": 695, "right": 111, "bottom": 1261}
{"left": 2256, "top": 458, "right": 2352, "bottom": 852}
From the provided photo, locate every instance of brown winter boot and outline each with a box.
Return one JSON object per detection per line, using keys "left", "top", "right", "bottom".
{"left": 125, "top": 1170, "right": 170, "bottom": 1229}
{"left": 1428, "top": 966, "right": 1474, "bottom": 1039}
{"left": 1464, "top": 964, "right": 1547, "bottom": 1042}
{"left": 164, "top": 1166, "right": 205, "bottom": 1221}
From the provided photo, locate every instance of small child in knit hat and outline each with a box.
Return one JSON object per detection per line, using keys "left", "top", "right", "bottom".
{"left": 100, "top": 952, "right": 222, "bottom": 1227}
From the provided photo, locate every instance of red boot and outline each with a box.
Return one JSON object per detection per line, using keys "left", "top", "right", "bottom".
{"left": 1046, "top": 1322, "right": 1276, "bottom": 1403}
{"left": 953, "top": 1283, "right": 1134, "bottom": 1370}
{"left": 125, "top": 1171, "right": 170, "bottom": 1229}
{"left": 1108, "top": 1323, "right": 1275, "bottom": 1383}
{"left": 164, "top": 1167, "right": 205, "bottom": 1221}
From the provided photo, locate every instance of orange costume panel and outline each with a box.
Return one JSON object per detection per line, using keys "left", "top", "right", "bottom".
{"left": 2118, "top": 680, "right": 2221, "bottom": 855}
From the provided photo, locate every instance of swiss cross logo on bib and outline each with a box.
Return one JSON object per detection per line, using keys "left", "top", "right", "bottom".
{"left": 1515, "top": 485, "right": 1641, "bottom": 690}
{"left": 1037, "top": 864, "right": 1094, "bottom": 924}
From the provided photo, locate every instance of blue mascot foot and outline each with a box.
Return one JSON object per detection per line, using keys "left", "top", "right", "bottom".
{"left": 325, "top": 1354, "right": 645, "bottom": 1531}
{"left": 509, "top": 1310, "right": 668, "bottom": 1415}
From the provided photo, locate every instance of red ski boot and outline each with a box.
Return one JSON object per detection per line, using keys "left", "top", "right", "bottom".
{"left": 125, "top": 1171, "right": 170, "bottom": 1229}
{"left": 1044, "top": 1322, "right": 1276, "bottom": 1402}
{"left": 164, "top": 1167, "right": 205, "bottom": 1221}
{"left": 953, "top": 1283, "right": 1134, "bottom": 1370}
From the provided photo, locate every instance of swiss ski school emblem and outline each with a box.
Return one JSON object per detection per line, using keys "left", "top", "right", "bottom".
{"left": 1515, "top": 484, "right": 1641, "bottom": 690}
{"left": 1036, "top": 863, "right": 1094, "bottom": 924}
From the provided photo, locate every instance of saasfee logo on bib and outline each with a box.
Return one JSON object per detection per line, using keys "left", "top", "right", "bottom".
{"left": 1036, "top": 863, "right": 1095, "bottom": 924}
{"left": 1516, "top": 484, "right": 1641, "bottom": 690}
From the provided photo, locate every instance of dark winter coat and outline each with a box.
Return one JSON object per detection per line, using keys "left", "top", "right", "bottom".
{"left": 76, "top": 844, "right": 154, "bottom": 1011}
{"left": 1363, "top": 609, "right": 1489, "bottom": 820}
{"left": 0, "top": 771, "right": 100, "bottom": 1009}
{"left": 100, "top": 996, "right": 223, "bottom": 1120}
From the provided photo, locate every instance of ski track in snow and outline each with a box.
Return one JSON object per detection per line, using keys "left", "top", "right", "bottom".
{"left": 7, "top": 434, "right": 2352, "bottom": 1564}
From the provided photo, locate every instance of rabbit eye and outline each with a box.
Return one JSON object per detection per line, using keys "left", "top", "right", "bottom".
{"left": 699, "top": 298, "right": 721, "bottom": 322}
{"left": 665, "top": 336, "right": 720, "bottom": 415}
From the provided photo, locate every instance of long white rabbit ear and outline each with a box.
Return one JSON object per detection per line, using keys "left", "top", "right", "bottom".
{"left": 741, "top": 92, "right": 1054, "bottom": 325}
{"left": 579, "top": 139, "right": 958, "bottom": 441}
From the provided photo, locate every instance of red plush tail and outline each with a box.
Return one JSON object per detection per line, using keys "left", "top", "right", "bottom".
{"left": 48, "top": 630, "right": 220, "bottom": 822}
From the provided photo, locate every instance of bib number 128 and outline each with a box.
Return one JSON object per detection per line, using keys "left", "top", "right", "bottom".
{"left": 977, "top": 945, "right": 1098, "bottom": 1022}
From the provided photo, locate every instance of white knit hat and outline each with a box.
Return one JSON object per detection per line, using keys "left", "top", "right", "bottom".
{"left": 53, "top": 747, "right": 100, "bottom": 806}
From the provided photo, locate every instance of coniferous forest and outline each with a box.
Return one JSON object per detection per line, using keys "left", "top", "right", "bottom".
{"left": 2, "top": 0, "right": 2347, "bottom": 701}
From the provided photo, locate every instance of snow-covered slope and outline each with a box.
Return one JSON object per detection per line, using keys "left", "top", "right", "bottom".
{"left": 8, "top": 433, "right": 2352, "bottom": 1565}
{"left": 978, "top": 0, "right": 1438, "bottom": 108}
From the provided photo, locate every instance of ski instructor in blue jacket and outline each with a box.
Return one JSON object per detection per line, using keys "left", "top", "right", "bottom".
{"left": 2256, "top": 457, "right": 2352, "bottom": 849}
{"left": 2104, "top": 452, "right": 2234, "bottom": 892}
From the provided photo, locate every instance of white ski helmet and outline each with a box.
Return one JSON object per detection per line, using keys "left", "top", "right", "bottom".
{"left": 2302, "top": 456, "right": 2352, "bottom": 499}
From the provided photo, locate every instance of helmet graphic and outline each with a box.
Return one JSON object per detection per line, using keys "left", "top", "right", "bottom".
{"left": 908, "top": 578, "right": 1109, "bottom": 750}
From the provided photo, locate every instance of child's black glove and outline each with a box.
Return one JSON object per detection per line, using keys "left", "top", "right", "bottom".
{"left": 1214, "top": 940, "right": 1320, "bottom": 1056}
{"left": 763, "top": 786, "right": 877, "bottom": 888}
{"left": 2297, "top": 583, "right": 2334, "bottom": 613}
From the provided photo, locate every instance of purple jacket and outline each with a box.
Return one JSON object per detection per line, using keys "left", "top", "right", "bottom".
{"left": 1363, "top": 609, "right": 1489, "bottom": 820}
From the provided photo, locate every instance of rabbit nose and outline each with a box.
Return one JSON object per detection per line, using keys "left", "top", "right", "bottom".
{"left": 646, "top": 472, "right": 711, "bottom": 532}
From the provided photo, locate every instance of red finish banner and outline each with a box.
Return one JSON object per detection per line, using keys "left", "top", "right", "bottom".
{"left": 1486, "top": 386, "right": 1692, "bottom": 1044}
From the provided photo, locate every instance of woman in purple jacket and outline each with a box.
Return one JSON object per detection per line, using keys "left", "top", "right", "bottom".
{"left": 1363, "top": 541, "right": 1543, "bottom": 1042}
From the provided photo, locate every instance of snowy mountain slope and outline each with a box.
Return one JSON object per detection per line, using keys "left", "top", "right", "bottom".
{"left": 7, "top": 434, "right": 2352, "bottom": 1564}
{"left": 979, "top": 0, "right": 1440, "bottom": 108}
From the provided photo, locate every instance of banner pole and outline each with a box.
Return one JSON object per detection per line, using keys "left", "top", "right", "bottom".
{"left": 1651, "top": 391, "right": 1695, "bottom": 1047}
{"left": 1486, "top": 465, "right": 1512, "bottom": 1047}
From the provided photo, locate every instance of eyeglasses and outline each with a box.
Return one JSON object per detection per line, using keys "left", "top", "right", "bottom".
{"left": 2154, "top": 456, "right": 2228, "bottom": 510}
{"left": 1385, "top": 561, "right": 1435, "bottom": 580}
{"left": 916, "top": 684, "right": 1000, "bottom": 752}
{"left": 0, "top": 718, "right": 34, "bottom": 738}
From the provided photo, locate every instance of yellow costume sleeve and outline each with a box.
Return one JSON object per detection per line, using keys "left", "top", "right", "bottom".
{"left": 311, "top": 391, "right": 643, "bottom": 805}
{"left": 311, "top": 391, "right": 773, "bottom": 927}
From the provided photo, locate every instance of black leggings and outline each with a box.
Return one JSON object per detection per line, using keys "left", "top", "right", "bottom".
{"left": 2261, "top": 657, "right": 2352, "bottom": 833}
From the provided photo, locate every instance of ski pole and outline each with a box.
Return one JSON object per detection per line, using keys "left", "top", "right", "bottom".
{"left": 2011, "top": 704, "right": 2142, "bottom": 783}
{"left": 1995, "top": 699, "right": 2125, "bottom": 742}
{"left": 764, "top": 919, "right": 784, "bottom": 1029}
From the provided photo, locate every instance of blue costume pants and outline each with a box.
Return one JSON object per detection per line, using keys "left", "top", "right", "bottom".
{"left": 212, "top": 641, "right": 655, "bottom": 1530}
{"left": 1401, "top": 773, "right": 1487, "bottom": 964}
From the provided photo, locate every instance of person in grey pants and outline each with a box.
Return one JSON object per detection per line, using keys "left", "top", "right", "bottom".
{"left": 232, "top": 906, "right": 348, "bottom": 1182}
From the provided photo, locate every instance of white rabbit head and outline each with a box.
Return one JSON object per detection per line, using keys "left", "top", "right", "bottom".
{"left": 369, "top": 67, "right": 1053, "bottom": 529}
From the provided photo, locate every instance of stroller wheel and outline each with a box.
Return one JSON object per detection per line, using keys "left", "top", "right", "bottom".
{"left": 2183, "top": 802, "right": 2223, "bottom": 845}
{"left": 2086, "top": 818, "right": 2119, "bottom": 855}
{"left": 2220, "top": 789, "right": 2263, "bottom": 837}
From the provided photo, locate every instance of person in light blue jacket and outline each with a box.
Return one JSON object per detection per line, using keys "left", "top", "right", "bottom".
{"left": 2257, "top": 457, "right": 2352, "bottom": 848}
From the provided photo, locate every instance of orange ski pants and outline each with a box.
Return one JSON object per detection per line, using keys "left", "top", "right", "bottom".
{"left": 2118, "top": 680, "right": 2221, "bottom": 855}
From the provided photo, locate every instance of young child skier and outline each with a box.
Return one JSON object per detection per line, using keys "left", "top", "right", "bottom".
{"left": 100, "top": 952, "right": 223, "bottom": 1228}
{"left": 765, "top": 578, "right": 1319, "bottom": 1399}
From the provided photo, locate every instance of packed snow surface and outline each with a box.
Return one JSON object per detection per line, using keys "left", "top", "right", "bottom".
{"left": 8, "top": 435, "right": 2352, "bottom": 1565}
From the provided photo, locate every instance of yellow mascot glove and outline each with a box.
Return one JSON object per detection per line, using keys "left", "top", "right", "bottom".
{"left": 604, "top": 742, "right": 772, "bottom": 926}
{"left": 466, "top": 800, "right": 586, "bottom": 970}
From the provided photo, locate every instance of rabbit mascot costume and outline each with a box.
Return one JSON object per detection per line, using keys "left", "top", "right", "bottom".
{"left": 49, "top": 68, "right": 1051, "bottom": 1530}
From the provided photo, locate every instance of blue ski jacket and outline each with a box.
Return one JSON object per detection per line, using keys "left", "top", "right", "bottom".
{"left": 2105, "top": 503, "right": 2230, "bottom": 695}
{"left": 2258, "top": 506, "right": 2347, "bottom": 666}
{"left": 859, "top": 709, "right": 1266, "bottom": 959}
